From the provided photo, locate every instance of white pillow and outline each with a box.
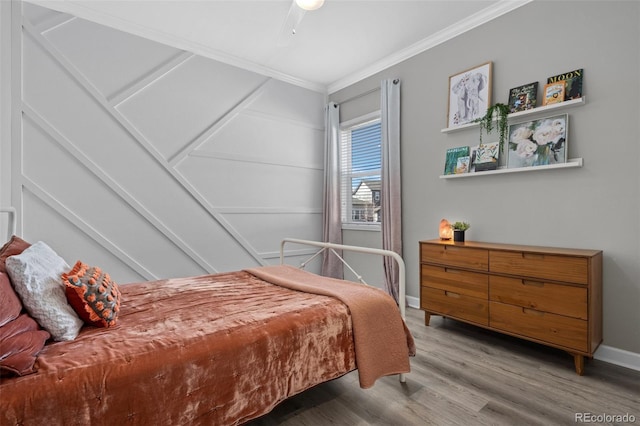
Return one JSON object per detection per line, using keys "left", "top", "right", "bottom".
{"left": 6, "top": 241, "right": 83, "bottom": 341}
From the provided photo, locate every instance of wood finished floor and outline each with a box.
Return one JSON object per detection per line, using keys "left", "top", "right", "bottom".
{"left": 248, "top": 307, "right": 639, "bottom": 425}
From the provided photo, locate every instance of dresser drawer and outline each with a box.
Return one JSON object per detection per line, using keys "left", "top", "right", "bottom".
{"left": 421, "top": 287, "right": 488, "bottom": 326}
{"left": 421, "top": 244, "right": 488, "bottom": 271}
{"left": 489, "top": 250, "right": 589, "bottom": 284}
{"left": 421, "top": 264, "right": 488, "bottom": 299}
{"left": 489, "top": 276, "right": 587, "bottom": 319}
{"left": 489, "top": 301, "right": 588, "bottom": 352}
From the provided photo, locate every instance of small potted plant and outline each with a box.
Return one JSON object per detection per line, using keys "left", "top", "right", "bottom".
{"left": 451, "top": 221, "right": 470, "bottom": 242}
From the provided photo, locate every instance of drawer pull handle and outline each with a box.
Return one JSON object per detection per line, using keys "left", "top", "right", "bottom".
{"left": 522, "top": 280, "right": 544, "bottom": 287}
{"left": 444, "top": 291, "right": 461, "bottom": 298}
{"left": 522, "top": 308, "right": 544, "bottom": 316}
{"left": 444, "top": 268, "right": 461, "bottom": 274}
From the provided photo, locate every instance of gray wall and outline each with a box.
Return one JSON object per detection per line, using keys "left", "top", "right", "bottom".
{"left": 1, "top": 3, "right": 325, "bottom": 283}
{"left": 331, "top": 1, "right": 640, "bottom": 356}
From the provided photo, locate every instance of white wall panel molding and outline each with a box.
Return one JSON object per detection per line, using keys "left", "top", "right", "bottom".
{"left": 22, "top": 102, "right": 217, "bottom": 274}
{"left": 21, "top": 177, "right": 157, "bottom": 280}
{"left": 241, "top": 109, "right": 324, "bottom": 132}
{"left": 261, "top": 248, "right": 318, "bottom": 261}
{"left": 0, "top": 1, "right": 12, "bottom": 216}
{"left": 108, "top": 51, "right": 194, "bottom": 106}
{"left": 34, "top": 11, "right": 75, "bottom": 35}
{"left": 217, "top": 207, "right": 321, "bottom": 215}
{"left": 15, "top": 3, "right": 325, "bottom": 278}
{"left": 168, "top": 78, "right": 274, "bottom": 166}
{"left": 24, "top": 19, "right": 271, "bottom": 265}
{"left": 25, "top": 1, "right": 73, "bottom": 34}
{"left": 187, "top": 151, "right": 323, "bottom": 172}
{"left": 25, "top": 0, "right": 326, "bottom": 94}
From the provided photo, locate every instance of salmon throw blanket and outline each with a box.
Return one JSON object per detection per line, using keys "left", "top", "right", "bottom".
{"left": 245, "top": 265, "right": 416, "bottom": 388}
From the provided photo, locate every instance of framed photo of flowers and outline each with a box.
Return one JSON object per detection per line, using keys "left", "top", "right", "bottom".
{"left": 447, "top": 62, "right": 492, "bottom": 128}
{"left": 506, "top": 114, "right": 568, "bottom": 169}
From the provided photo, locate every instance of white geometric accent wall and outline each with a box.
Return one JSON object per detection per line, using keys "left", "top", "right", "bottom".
{"left": 14, "top": 3, "right": 325, "bottom": 284}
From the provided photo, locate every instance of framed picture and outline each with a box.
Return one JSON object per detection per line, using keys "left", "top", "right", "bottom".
{"left": 447, "top": 62, "right": 492, "bottom": 128}
{"left": 470, "top": 141, "right": 500, "bottom": 172}
{"left": 508, "top": 82, "right": 538, "bottom": 113}
{"left": 507, "top": 114, "right": 568, "bottom": 169}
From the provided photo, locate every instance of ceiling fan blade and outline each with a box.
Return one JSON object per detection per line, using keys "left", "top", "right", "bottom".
{"left": 277, "top": 0, "right": 306, "bottom": 47}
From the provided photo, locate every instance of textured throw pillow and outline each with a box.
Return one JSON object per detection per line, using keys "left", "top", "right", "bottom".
{"left": 62, "top": 261, "right": 121, "bottom": 328}
{"left": 0, "top": 314, "right": 50, "bottom": 376}
{"left": 5, "top": 241, "right": 83, "bottom": 341}
{"left": 0, "top": 235, "right": 31, "bottom": 273}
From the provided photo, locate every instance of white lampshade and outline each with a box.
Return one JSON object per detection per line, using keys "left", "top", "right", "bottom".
{"left": 295, "top": 0, "right": 325, "bottom": 11}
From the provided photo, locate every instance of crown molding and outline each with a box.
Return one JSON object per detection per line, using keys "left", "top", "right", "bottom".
{"left": 327, "top": 0, "right": 534, "bottom": 94}
{"left": 26, "top": 0, "right": 533, "bottom": 96}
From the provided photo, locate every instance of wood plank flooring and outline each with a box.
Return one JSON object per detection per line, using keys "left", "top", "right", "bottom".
{"left": 248, "top": 307, "right": 639, "bottom": 425}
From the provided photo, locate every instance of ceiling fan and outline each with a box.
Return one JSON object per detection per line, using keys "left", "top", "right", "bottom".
{"left": 277, "top": 0, "right": 325, "bottom": 46}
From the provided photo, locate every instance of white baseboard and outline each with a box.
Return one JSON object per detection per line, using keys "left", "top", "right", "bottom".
{"left": 405, "top": 296, "right": 640, "bottom": 372}
{"left": 406, "top": 295, "right": 420, "bottom": 309}
{"left": 594, "top": 345, "right": 640, "bottom": 372}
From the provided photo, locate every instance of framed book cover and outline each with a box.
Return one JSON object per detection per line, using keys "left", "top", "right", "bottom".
{"left": 444, "top": 146, "right": 470, "bottom": 175}
{"left": 508, "top": 82, "right": 538, "bottom": 113}
{"left": 542, "top": 81, "right": 565, "bottom": 106}
{"left": 470, "top": 142, "right": 500, "bottom": 172}
{"left": 547, "top": 68, "right": 583, "bottom": 101}
{"left": 507, "top": 113, "right": 568, "bottom": 169}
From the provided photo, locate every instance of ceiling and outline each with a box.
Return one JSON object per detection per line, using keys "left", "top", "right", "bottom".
{"left": 28, "top": 0, "right": 530, "bottom": 93}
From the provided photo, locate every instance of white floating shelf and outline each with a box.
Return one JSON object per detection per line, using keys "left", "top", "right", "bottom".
{"left": 441, "top": 97, "right": 586, "bottom": 134}
{"left": 440, "top": 158, "right": 583, "bottom": 179}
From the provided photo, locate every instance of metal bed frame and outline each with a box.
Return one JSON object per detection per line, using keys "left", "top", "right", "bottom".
{"left": 280, "top": 238, "right": 408, "bottom": 383}
{"left": 0, "top": 214, "right": 409, "bottom": 382}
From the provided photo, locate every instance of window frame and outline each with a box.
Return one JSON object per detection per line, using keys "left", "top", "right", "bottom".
{"left": 339, "top": 111, "right": 382, "bottom": 232}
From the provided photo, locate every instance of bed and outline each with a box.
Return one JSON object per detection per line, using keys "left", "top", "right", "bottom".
{"left": 0, "top": 208, "right": 414, "bottom": 425}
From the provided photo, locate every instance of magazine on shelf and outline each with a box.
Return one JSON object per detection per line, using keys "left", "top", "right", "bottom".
{"left": 542, "top": 81, "right": 566, "bottom": 106}
{"left": 508, "top": 82, "right": 538, "bottom": 113}
{"left": 547, "top": 68, "right": 583, "bottom": 101}
{"left": 444, "top": 146, "right": 470, "bottom": 175}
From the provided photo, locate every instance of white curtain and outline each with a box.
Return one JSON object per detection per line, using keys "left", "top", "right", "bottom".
{"left": 321, "top": 102, "right": 343, "bottom": 279}
{"left": 381, "top": 79, "right": 402, "bottom": 302}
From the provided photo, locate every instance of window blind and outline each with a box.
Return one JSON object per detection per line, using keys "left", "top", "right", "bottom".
{"left": 340, "top": 119, "right": 382, "bottom": 224}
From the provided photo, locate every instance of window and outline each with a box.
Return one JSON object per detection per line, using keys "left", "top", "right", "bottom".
{"left": 340, "top": 112, "right": 382, "bottom": 229}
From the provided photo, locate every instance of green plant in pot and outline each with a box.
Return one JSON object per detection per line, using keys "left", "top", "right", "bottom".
{"left": 451, "top": 221, "right": 470, "bottom": 242}
{"left": 476, "top": 102, "right": 509, "bottom": 153}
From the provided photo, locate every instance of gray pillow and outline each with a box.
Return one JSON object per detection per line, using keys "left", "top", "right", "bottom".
{"left": 6, "top": 241, "right": 83, "bottom": 341}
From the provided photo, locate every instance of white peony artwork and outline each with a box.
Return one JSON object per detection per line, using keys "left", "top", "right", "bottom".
{"left": 507, "top": 114, "right": 568, "bottom": 169}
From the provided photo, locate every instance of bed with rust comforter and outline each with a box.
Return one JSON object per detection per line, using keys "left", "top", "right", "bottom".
{"left": 1, "top": 265, "right": 414, "bottom": 426}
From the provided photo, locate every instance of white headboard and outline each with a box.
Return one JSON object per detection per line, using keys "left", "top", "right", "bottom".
{"left": 0, "top": 207, "right": 17, "bottom": 240}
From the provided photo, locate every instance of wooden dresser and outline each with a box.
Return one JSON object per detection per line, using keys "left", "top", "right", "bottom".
{"left": 419, "top": 239, "right": 602, "bottom": 375}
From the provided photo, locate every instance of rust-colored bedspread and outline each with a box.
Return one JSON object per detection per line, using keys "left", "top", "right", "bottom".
{"left": 0, "top": 271, "right": 356, "bottom": 426}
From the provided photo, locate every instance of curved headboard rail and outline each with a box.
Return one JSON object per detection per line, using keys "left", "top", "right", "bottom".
{"left": 0, "top": 207, "right": 17, "bottom": 240}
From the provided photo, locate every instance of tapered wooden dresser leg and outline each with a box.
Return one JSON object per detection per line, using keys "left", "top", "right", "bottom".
{"left": 573, "top": 354, "right": 585, "bottom": 375}
{"left": 424, "top": 312, "right": 431, "bottom": 326}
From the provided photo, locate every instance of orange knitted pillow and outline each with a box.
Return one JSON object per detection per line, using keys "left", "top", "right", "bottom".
{"left": 62, "top": 261, "right": 121, "bottom": 328}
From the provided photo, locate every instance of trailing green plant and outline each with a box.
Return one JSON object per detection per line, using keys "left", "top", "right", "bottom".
{"left": 451, "top": 221, "right": 470, "bottom": 231}
{"left": 476, "top": 102, "right": 509, "bottom": 150}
